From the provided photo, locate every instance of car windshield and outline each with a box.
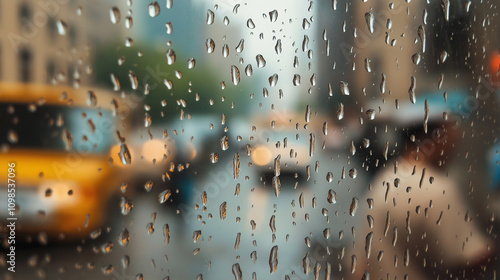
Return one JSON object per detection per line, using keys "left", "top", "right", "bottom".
{"left": 0, "top": 103, "right": 114, "bottom": 154}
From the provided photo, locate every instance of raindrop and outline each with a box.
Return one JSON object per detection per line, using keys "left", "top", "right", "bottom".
{"left": 232, "top": 263, "right": 243, "bottom": 280}
{"left": 163, "top": 224, "right": 170, "bottom": 245}
{"left": 111, "top": 74, "right": 120, "bottom": 91}
{"left": 110, "top": 7, "right": 121, "bottom": 24}
{"left": 144, "top": 180, "right": 154, "bottom": 192}
{"left": 158, "top": 189, "right": 172, "bottom": 204}
{"left": 206, "top": 38, "right": 215, "bottom": 53}
{"left": 120, "top": 197, "right": 133, "bottom": 215}
{"left": 340, "top": 81, "right": 350, "bottom": 95}
{"left": 440, "top": 51, "right": 448, "bottom": 63}
{"left": 62, "top": 129, "right": 73, "bottom": 150}
{"left": 165, "top": 49, "right": 176, "bottom": 65}
{"left": 293, "top": 74, "right": 301, "bottom": 86}
{"left": 269, "top": 215, "right": 276, "bottom": 233}
{"left": 193, "top": 230, "right": 201, "bottom": 243}
{"left": 220, "top": 202, "right": 227, "bottom": 220}
{"left": 245, "top": 64, "right": 253, "bottom": 76}
{"left": 220, "top": 135, "right": 229, "bottom": 150}
{"left": 269, "top": 74, "right": 278, "bottom": 87}
{"left": 102, "top": 265, "right": 114, "bottom": 275}
{"left": 118, "top": 144, "right": 132, "bottom": 165}
{"left": 302, "top": 18, "right": 311, "bottom": 30}
{"left": 365, "top": 12, "right": 375, "bottom": 33}
{"left": 412, "top": 53, "right": 421, "bottom": 65}
{"left": 206, "top": 9, "right": 215, "bottom": 25}
{"left": 128, "top": 71, "right": 138, "bottom": 90}
{"left": 349, "top": 197, "right": 359, "bottom": 216}
{"left": 188, "top": 58, "right": 196, "bottom": 69}
{"left": 409, "top": 76, "right": 416, "bottom": 104}
{"left": 269, "top": 246, "right": 279, "bottom": 273}
{"left": 380, "top": 73, "right": 386, "bottom": 94}
{"left": 148, "top": 2, "right": 160, "bottom": 17}
{"left": 269, "top": 10, "right": 278, "bottom": 22}
{"left": 326, "top": 172, "right": 333, "bottom": 183}
{"left": 305, "top": 105, "right": 311, "bottom": 122}
{"left": 275, "top": 39, "right": 282, "bottom": 54}
{"left": 119, "top": 228, "right": 130, "bottom": 246}
{"left": 272, "top": 176, "right": 281, "bottom": 197}
{"left": 210, "top": 153, "right": 219, "bottom": 163}
{"left": 337, "top": 103, "right": 344, "bottom": 120}
{"left": 235, "top": 39, "right": 244, "bottom": 53}
{"left": 56, "top": 20, "right": 68, "bottom": 36}
{"left": 222, "top": 44, "right": 229, "bottom": 58}
{"left": 247, "top": 18, "right": 255, "bottom": 29}
{"left": 349, "top": 168, "right": 358, "bottom": 179}
{"left": 90, "top": 229, "right": 101, "bottom": 240}
{"left": 442, "top": 0, "right": 450, "bottom": 22}
{"left": 256, "top": 55, "right": 266, "bottom": 68}
{"left": 101, "top": 242, "right": 113, "bottom": 254}
{"left": 125, "top": 16, "right": 133, "bottom": 29}
{"left": 8, "top": 130, "right": 18, "bottom": 144}
{"left": 125, "top": 37, "right": 134, "bottom": 47}
{"left": 231, "top": 65, "right": 240, "bottom": 86}
{"left": 418, "top": 25, "right": 426, "bottom": 53}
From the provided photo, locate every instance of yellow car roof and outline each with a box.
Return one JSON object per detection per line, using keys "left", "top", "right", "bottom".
{"left": 0, "top": 82, "right": 118, "bottom": 109}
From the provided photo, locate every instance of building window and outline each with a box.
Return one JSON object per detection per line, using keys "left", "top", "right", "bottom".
{"left": 48, "top": 17, "right": 57, "bottom": 39}
{"left": 46, "top": 60, "right": 55, "bottom": 83}
{"left": 20, "top": 49, "right": 32, "bottom": 82}
{"left": 20, "top": 4, "right": 30, "bottom": 21}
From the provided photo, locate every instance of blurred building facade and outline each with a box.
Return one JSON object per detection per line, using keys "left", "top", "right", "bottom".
{"left": 0, "top": 0, "right": 125, "bottom": 86}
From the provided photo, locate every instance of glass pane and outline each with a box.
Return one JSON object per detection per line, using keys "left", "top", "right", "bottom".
{"left": 1, "top": 1, "right": 499, "bottom": 280}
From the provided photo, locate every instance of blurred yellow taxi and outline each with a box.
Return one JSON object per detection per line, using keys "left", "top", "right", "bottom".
{"left": 0, "top": 82, "right": 125, "bottom": 240}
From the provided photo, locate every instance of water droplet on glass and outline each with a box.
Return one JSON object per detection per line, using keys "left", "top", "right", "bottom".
{"left": 235, "top": 39, "right": 244, "bottom": 53}
{"left": 418, "top": 25, "right": 426, "bottom": 53}
{"left": 148, "top": 2, "right": 160, "bottom": 17}
{"left": 256, "top": 54, "right": 266, "bottom": 68}
{"left": 409, "top": 76, "right": 417, "bottom": 104}
{"left": 349, "top": 168, "right": 358, "bottom": 179}
{"left": 440, "top": 50, "right": 448, "bottom": 63}
{"left": 293, "top": 74, "right": 301, "bottom": 86}
{"left": 165, "top": 49, "right": 176, "bottom": 65}
{"left": 110, "top": 7, "right": 121, "bottom": 24}
{"left": 231, "top": 65, "right": 240, "bottom": 86}
{"left": 442, "top": 0, "right": 450, "bottom": 21}
{"left": 220, "top": 135, "right": 229, "bottom": 150}
{"left": 222, "top": 44, "right": 229, "bottom": 58}
{"left": 159, "top": 189, "right": 172, "bottom": 203}
{"left": 412, "top": 53, "right": 421, "bottom": 65}
{"left": 207, "top": 9, "right": 215, "bottom": 25}
{"left": 269, "top": 74, "right": 278, "bottom": 87}
{"left": 119, "top": 228, "right": 130, "bottom": 246}
{"left": 349, "top": 197, "right": 359, "bottom": 216}
{"left": 125, "top": 16, "right": 133, "bottom": 29}
{"left": 232, "top": 263, "right": 243, "bottom": 280}
{"left": 210, "top": 153, "right": 219, "bottom": 163}
{"left": 120, "top": 197, "right": 134, "bottom": 215}
{"left": 56, "top": 20, "right": 68, "bottom": 36}
{"left": 337, "top": 103, "right": 344, "bottom": 120}
{"left": 326, "top": 172, "right": 333, "bottom": 183}
{"left": 188, "top": 58, "right": 196, "bottom": 69}
{"left": 206, "top": 38, "right": 215, "bottom": 53}
{"left": 340, "top": 81, "right": 350, "bottom": 95}
{"left": 269, "top": 246, "right": 279, "bottom": 273}
{"left": 220, "top": 201, "right": 227, "bottom": 220}
{"left": 247, "top": 18, "right": 255, "bottom": 29}
{"left": 365, "top": 12, "right": 375, "bottom": 33}
{"left": 269, "top": 10, "right": 278, "bottom": 22}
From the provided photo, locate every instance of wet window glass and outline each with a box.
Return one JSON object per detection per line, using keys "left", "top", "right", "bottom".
{"left": 0, "top": 1, "right": 499, "bottom": 280}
